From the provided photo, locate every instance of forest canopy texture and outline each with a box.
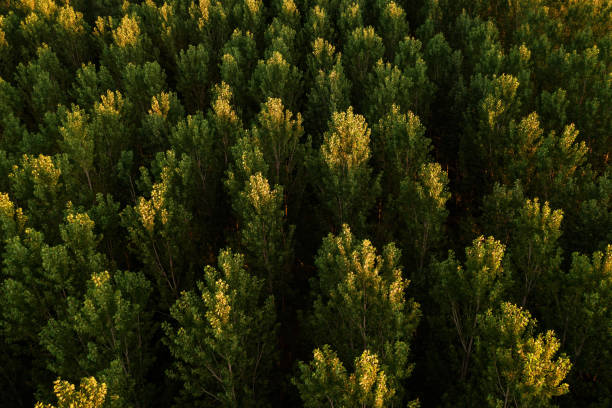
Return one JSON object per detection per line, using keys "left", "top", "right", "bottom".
{"left": 0, "top": 0, "right": 610, "bottom": 407}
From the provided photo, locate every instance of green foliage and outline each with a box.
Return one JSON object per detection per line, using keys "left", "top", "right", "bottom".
{"left": 432, "top": 236, "right": 510, "bottom": 381}
{"left": 60, "top": 106, "right": 94, "bottom": 192}
{"left": 40, "top": 270, "right": 154, "bottom": 407}
{"left": 305, "top": 4, "right": 335, "bottom": 44}
{"left": 224, "top": 102, "right": 297, "bottom": 294}
{"left": 71, "top": 63, "right": 114, "bottom": 112}
{"left": 554, "top": 246, "right": 612, "bottom": 405}
{"left": 219, "top": 30, "right": 258, "bottom": 117}
{"left": 264, "top": 16, "right": 299, "bottom": 66}
{"left": 8, "top": 154, "right": 68, "bottom": 238}
{"left": 15, "top": 44, "right": 68, "bottom": 126}
{"left": 316, "top": 108, "right": 380, "bottom": 233}
{"left": 208, "top": 82, "right": 244, "bottom": 166}
{"left": 396, "top": 162, "right": 450, "bottom": 273}
{"left": 250, "top": 51, "right": 302, "bottom": 113}
{"left": 482, "top": 185, "right": 564, "bottom": 308}
{"left": 509, "top": 198, "right": 563, "bottom": 307}
{"left": 372, "top": 106, "right": 449, "bottom": 271}
{"left": 371, "top": 106, "right": 429, "bottom": 196}
{"left": 176, "top": 44, "right": 210, "bottom": 112}
{"left": 1, "top": 208, "right": 106, "bottom": 343}
{"left": 305, "top": 38, "right": 351, "bottom": 136}
{"left": 163, "top": 249, "right": 278, "bottom": 406}
{"left": 377, "top": 1, "right": 409, "bottom": 60}
{"left": 393, "top": 36, "right": 435, "bottom": 118}
{"left": 236, "top": 172, "right": 293, "bottom": 293}
{"left": 309, "top": 225, "right": 420, "bottom": 403}
{"left": 121, "top": 61, "right": 167, "bottom": 124}
{"left": 344, "top": 26, "right": 384, "bottom": 110}
{"left": 122, "top": 150, "right": 198, "bottom": 306}
{"left": 251, "top": 98, "right": 305, "bottom": 192}
{"left": 0, "top": 0, "right": 609, "bottom": 406}
{"left": 294, "top": 346, "right": 404, "bottom": 408}
{"left": 460, "top": 73, "right": 522, "bottom": 188}
{"left": 476, "top": 302, "right": 571, "bottom": 408}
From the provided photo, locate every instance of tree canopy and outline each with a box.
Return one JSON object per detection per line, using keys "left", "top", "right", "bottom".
{"left": 0, "top": 0, "right": 609, "bottom": 406}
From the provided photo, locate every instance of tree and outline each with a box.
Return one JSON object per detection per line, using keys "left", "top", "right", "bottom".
{"left": 225, "top": 121, "right": 294, "bottom": 295}
{"left": 475, "top": 302, "right": 571, "bottom": 408}
{"left": 165, "top": 108, "right": 226, "bottom": 254}
{"left": 15, "top": 44, "right": 68, "bottom": 127}
{"left": 176, "top": 44, "right": 210, "bottom": 112}
{"left": 377, "top": 1, "right": 410, "bottom": 60}
{"left": 304, "top": 38, "right": 351, "bottom": 137}
{"left": 343, "top": 26, "right": 384, "bottom": 110}
{"left": 250, "top": 51, "right": 302, "bottom": 113}
{"left": 370, "top": 106, "right": 449, "bottom": 272}
{"left": 0, "top": 76, "right": 29, "bottom": 155}
{"left": 163, "top": 249, "right": 278, "bottom": 407}
{"left": 315, "top": 108, "right": 380, "bottom": 233}
{"left": 304, "top": 3, "right": 335, "bottom": 44}
{"left": 0, "top": 203, "right": 107, "bottom": 401}
{"left": 219, "top": 30, "right": 259, "bottom": 118}
{"left": 309, "top": 225, "right": 420, "bottom": 403}
{"left": 250, "top": 97, "right": 306, "bottom": 207}
{"left": 60, "top": 106, "right": 94, "bottom": 193}
{"left": 207, "top": 82, "right": 244, "bottom": 167}
{"left": 396, "top": 162, "right": 450, "bottom": 273}
{"left": 294, "top": 346, "right": 406, "bottom": 408}
{"left": 121, "top": 61, "right": 167, "bottom": 126}
{"left": 40, "top": 270, "right": 154, "bottom": 408}
{"left": 71, "top": 63, "right": 114, "bottom": 113}
{"left": 432, "top": 236, "right": 510, "bottom": 381}
{"left": 553, "top": 246, "right": 612, "bottom": 406}
{"left": 459, "top": 73, "right": 521, "bottom": 191}
{"left": 8, "top": 153, "right": 69, "bottom": 241}
{"left": 393, "top": 36, "right": 434, "bottom": 119}
{"left": 509, "top": 198, "right": 563, "bottom": 308}
{"left": 122, "top": 150, "right": 199, "bottom": 307}
{"left": 371, "top": 105, "right": 430, "bottom": 194}
{"left": 89, "top": 90, "right": 134, "bottom": 195}
{"left": 264, "top": 15, "right": 299, "bottom": 66}
{"left": 236, "top": 172, "right": 293, "bottom": 294}
{"left": 481, "top": 185, "right": 563, "bottom": 309}
{"left": 97, "top": 14, "right": 150, "bottom": 79}
{"left": 337, "top": 0, "right": 364, "bottom": 43}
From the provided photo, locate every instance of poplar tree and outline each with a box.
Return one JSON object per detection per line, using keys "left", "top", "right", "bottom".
{"left": 553, "top": 246, "right": 612, "bottom": 405}
{"left": 295, "top": 346, "right": 406, "bottom": 408}
{"left": 0, "top": 0, "right": 608, "bottom": 406}
{"left": 307, "top": 225, "right": 420, "bottom": 404}
{"left": 40, "top": 269, "right": 154, "bottom": 408}
{"left": 250, "top": 51, "right": 302, "bottom": 113}
{"left": 176, "top": 44, "right": 210, "bottom": 112}
{"left": 225, "top": 115, "right": 294, "bottom": 295}
{"left": 316, "top": 108, "right": 380, "bottom": 233}
{"left": 250, "top": 97, "right": 306, "bottom": 208}
{"left": 475, "top": 302, "right": 571, "bottom": 408}
{"left": 219, "top": 30, "right": 258, "bottom": 118}
{"left": 122, "top": 150, "right": 199, "bottom": 306}
{"left": 432, "top": 236, "right": 510, "bottom": 384}
{"left": 481, "top": 185, "right": 564, "bottom": 309}
{"left": 163, "top": 249, "right": 278, "bottom": 407}
{"left": 372, "top": 105, "right": 449, "bottom": 270}
{"left": 304, "top": 38, "right": 351, "bottom": 137}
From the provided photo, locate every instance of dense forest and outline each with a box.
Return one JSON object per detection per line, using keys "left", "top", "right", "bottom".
{"left": 0, "top": 0, "right": 610, "bottom": 406}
